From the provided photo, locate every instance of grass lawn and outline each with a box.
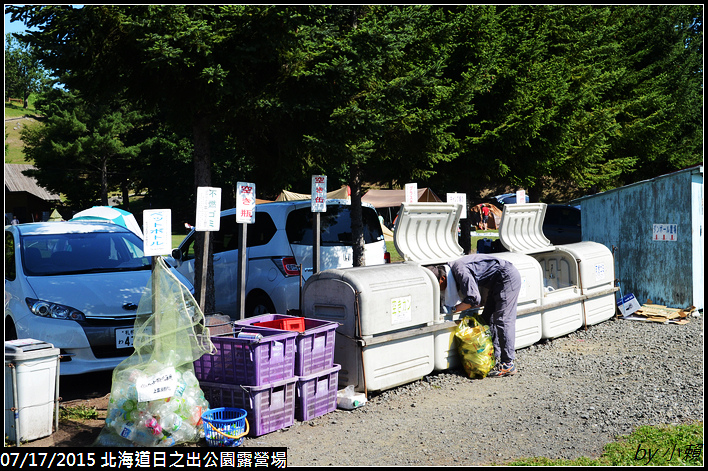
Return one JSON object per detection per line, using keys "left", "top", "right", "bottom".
{"left": 386, "top": 233, "right": 499, "bottom": 262}
{"left": 5, "top": 100, "right": 40, "bottom": 164}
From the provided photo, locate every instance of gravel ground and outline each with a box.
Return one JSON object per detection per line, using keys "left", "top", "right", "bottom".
{"left": 241, "top": 314, "right": 704, "bottom": 466}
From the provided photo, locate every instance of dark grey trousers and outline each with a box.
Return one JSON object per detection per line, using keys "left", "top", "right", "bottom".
{"left": 481, "top": 264, "right": 521, "bottom": 363}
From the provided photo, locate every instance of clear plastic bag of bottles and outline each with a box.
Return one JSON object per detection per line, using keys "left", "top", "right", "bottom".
{"left": 94, "top": 257, "right": 215, "bottom": 447}
{"left": 454, "top": 314, "right": 495, "bottom": 379}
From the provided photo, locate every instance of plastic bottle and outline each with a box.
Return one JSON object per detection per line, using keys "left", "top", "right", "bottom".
{"left": 111, "top": 417, "right": 139, "bottom": 441}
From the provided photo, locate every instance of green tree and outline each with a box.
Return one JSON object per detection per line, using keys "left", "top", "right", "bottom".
{"left": 21, "top": 88, "right": 142, "bottom": 209}
{"left": 290, "top": 6, "right": 477, "bottom": 265}
{"left": 4, "top": 33, "right": 49, "bottom": 107}
{"left": 7, "top": 4, "right": 307, "bottom": 314}
{"left": 603, "top": 5, "right": 703, "bottom": 185}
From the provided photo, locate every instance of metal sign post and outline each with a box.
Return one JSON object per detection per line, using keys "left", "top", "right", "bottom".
{"left": 236, "top": 182, "right": 256, "bottom": 319}
{"left": 312, "top": 176, "right": 327, "bottom": 275}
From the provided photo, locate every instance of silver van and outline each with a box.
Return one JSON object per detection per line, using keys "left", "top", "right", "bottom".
{"left": 168, "top": 199, "right": 388, "bottom": 318}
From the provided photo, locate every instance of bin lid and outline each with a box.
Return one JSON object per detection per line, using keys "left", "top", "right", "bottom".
{"left": 498, "top": 203, "right": 553, "bottom": 254}
{"left": 393, "top": 202, "right": 464, "bottom": 265}
{"left": 5, "top": 338, "right": 60, "bottom": 362}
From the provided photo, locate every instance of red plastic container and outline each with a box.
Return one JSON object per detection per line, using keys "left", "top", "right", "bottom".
{"left": 253, "top": 317, "right": 306, "bottom": 333}
{"left": 235, "top": 314, "right": 338, "bottom": 376}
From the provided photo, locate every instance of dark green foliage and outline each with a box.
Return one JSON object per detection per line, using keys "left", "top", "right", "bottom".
{"left": 7, "top": 4, "right": 702, "bottom": 211}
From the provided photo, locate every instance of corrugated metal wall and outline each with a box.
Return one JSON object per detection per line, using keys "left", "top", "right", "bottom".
{"left": 574, "top": 166, "right": 703, "bottom": 310}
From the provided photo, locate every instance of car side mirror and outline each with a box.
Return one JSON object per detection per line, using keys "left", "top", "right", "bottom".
{"left": 171, "top": 248, "right": 182, "bottom": 262}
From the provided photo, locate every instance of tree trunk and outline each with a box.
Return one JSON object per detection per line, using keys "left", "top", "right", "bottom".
{"left": 100, "top": 155, "right": 109, "bottom": 206}
{"left": 121, "top": 180, "right": 130, "bottom": 211}
{"left": 350, "top": 163, "right": 365, "bottom": 267}
{"left": 192, "top": 115, "right": 216, "bottom": 315}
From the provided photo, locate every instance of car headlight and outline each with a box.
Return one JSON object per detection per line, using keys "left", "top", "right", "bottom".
{"left": 26, "top": 298, "right": 86, "bottom": 321}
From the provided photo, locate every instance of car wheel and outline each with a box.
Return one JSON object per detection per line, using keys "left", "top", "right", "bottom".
{"left": 245, "top": 291, "right": 276, "bottom": 318}
{"left": 5, "top": 318, "right": 18, "bottom": 341}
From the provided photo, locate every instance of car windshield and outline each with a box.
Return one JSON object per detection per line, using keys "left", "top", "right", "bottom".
{"left": 286, "top": 205, "right": 384, "bottom": 246}
{"left": 21, "top": 231, "right": 151, "bottom": 276}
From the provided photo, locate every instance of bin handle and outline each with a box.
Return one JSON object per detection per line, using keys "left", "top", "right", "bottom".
{"left": 207, "top": 417, "right": 250, "bottom": 440}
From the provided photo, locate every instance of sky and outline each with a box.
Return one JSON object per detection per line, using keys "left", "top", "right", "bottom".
{"left": 5, "top": 8, "right": 35, "bottom": 46}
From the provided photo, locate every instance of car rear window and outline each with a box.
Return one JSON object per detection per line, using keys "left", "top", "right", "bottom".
{"left": 545, "top": 206, "right": 581, "bottom": 226}
{"left": 286, "top": 205, "right": 384, "bottom": 246}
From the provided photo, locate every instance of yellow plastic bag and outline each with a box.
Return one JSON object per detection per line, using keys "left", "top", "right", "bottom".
{"left": 454, "top": 314, "right": 495, "bottom": 379}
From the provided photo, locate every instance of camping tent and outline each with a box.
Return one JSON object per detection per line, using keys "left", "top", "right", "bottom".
{"left": 47, "top": 209, "right": 64, "bottom": 221}
{"left": 470, "top": 203, "right": 503, "bottom": 230}
{"left": 361, "top": 188, "right": 441, "bottom": 208}
{"left": 275, "top": 185, "right": 351, "bottom": 201}
{"left": 362, "top": 188, "right": 442, "bottom": 227}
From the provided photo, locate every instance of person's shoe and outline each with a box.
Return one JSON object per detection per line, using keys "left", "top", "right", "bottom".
{"left": 488, "top": 361, "right": 516, "bottom": 377}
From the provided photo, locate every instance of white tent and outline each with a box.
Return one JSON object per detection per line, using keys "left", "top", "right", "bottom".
{"left": 275, "top": 185, "right": 351, "bottom": 202}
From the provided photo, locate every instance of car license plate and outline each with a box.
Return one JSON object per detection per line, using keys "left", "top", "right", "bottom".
{"left": 115, "top": 328, "right": 134, "bottom": 349}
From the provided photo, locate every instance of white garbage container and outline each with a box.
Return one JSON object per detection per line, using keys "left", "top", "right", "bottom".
{"left": 5, "top": 339, "right": 60, "bottom": 445}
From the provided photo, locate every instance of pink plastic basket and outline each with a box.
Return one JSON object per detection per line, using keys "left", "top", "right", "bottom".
{"left": 194, "top": 327, "right": 297, "bottom": 386}
{"left": 235, "top": 314, "right": 338, "bottom": 376}
{"left": 200, "top": 378, "right": 296, "bottom": 437}
{"left": 296, "top": 364, "right": 341, "bottom": 422}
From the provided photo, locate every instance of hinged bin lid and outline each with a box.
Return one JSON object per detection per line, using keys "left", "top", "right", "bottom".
{"left": 393, "top": 202, "right": 464, "bottom": 265}
{"left": 498, "top": 203, "right": 553, "bottom": 254}
{"left": 5, "top": 339, "right": 60, "bottom": 362}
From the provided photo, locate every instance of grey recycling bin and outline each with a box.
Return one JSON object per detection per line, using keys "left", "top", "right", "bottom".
{"left": 5, "top": 339, "right": 61, "bottom": 445}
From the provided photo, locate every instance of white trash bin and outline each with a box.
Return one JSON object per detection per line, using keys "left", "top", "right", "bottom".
{"left": 5, "top": 339, "right": 60, "bottom": 445}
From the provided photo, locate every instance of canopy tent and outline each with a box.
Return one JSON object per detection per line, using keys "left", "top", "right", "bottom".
{"left": 275, "top": 185, "right": 351, "bottom": 202}
{"left": 362, "top": 188, "right": 442, "bottom": 228}
{"left": 361, "top": 188, "right": 442, "bottom": 208}
{"left": 47, "top": 209, "right": 64, "bottom": 221}
{"left": 71, "top": 206, "right": 143, "bottom": 238}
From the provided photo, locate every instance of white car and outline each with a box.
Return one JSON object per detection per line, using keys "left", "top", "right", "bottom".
{"left": 4, "top": 221, "right": 194, "bottom": 375}
{"left": 167, "top": 199, "right": 389, "bottom": 318}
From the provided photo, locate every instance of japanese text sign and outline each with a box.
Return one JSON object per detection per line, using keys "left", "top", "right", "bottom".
{"left": 195, "top": 187, "right": 222, "bottom": 232}
{"left": 447, "top": 193, "right": 466, "bottom": 219}
{"left": 236, "top": 182, "right": 256, "bottom": 224}
{"left": 143, "top": 209, "right": 172, "bottom": 256}
{"left": 405, "top": 183, "right": 418, "bottom": 204}
{"left": 312, "top": 175, "right": 327, "bottom": 212}
{"left": 653, "top": 224, "right": 678, "bottom": 241}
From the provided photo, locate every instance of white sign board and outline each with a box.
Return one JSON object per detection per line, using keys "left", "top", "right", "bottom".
{"left": 136, "top": 366, "right": 178, "bottom": 402}
{"left": 405, "top": 183, "right": 418, "bottom": 204}
{"left": 143, "top": 209, "right": 172, "bottom": 256}
{"left": 516, "top": 189, "right": 526, "bottom": 204}
{"left": 312, "top": 175, "right": 327, "bottom": 212}
{"left": 195, "top": 186, "right": 222, "bottom": 231}
{"left": 447, "top": 192, "right": 466, "bottom": 219}
{"left": 236, "top": 182, "right": 256, "bottom": 224}
{"left": 653, "top": 224, "right": 677, "bottom": 241}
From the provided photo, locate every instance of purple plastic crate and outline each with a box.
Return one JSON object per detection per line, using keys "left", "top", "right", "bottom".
{"left": 295, "top": 364, "right": 341, "bottom": 422}
{"left": 200, "top": 378, "right": 296, "bottom": 437}
{"left": 194, "top": 326, "right": 297, "bottom": 386}
{"left": 235, "top": 314, "right": 338, "bottom": 376}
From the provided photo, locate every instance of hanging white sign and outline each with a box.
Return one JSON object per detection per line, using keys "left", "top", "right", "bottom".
{"left": 312, "top": 175, "right": 327, "bottom": 212}
{"left": 143, "top": 209, "right": 172, "bottom": 256}
{"left": 236, "top": 182, "right": 256, "bottom": 224}
{"left": 195, "top": 187, "right": 222, "bottom": 231}
{"left": 405, "top": 183, "right": 418, "bottom": 203}
{"left": 447, "top": 193, "right": 466, "bottom": 219}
